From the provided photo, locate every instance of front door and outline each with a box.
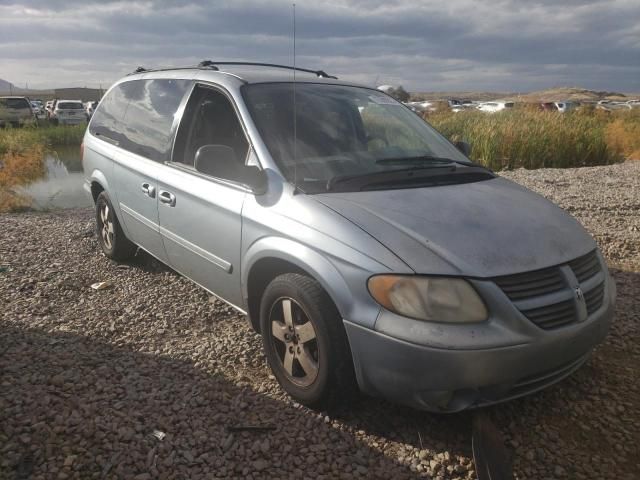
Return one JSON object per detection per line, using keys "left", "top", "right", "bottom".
{"left": 157, "top": 84, "right": 250, "bottom": 308}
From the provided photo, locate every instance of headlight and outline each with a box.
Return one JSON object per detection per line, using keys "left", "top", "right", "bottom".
{"left": 367, "top": 275, "right": 487, "bottom": 323}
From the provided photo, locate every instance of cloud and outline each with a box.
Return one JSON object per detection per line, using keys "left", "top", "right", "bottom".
{"left": 0, "top": 0, "right": 638, "bottom": 92}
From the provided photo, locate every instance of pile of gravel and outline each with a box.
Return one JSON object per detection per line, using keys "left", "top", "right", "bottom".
{"left": 1, "top": 161, "right": 638, "bottom": 479}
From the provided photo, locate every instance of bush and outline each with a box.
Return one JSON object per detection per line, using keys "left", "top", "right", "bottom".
{"left": 426, "top": 109, "right": 633, "bottom": 170}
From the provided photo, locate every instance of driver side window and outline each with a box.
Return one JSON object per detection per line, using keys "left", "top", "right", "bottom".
{"left": 173, "top": 85, "right": 249, "bottom": 181}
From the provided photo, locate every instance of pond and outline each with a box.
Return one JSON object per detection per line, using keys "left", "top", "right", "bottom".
{"left": 18, "top": 145, "right": 92, "bottom": 210}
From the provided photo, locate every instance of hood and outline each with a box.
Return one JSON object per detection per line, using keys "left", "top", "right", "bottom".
{"left": 315, "top": 177, "right": 596, "bottom": 278}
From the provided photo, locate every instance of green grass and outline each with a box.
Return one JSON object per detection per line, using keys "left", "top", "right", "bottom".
{"left": 0, "top": 123, "right": 86, "bottom": 156}
{"left": 426, "top": 108, "right": 639, "bottom": 170}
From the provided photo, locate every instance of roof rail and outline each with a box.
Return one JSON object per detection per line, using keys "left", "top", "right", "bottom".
{"left": 127, "top": 61, "right": 337, "bottom": 79}
{"left": 199, "top": 61, "right": 337, "bottom": 79}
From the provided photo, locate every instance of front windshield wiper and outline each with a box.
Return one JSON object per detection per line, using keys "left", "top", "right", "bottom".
{"left": 326, "top": 163, "right": 457, "bottom": 192}
{"left": 375, "top": 155, "right": 455, "bottom": 166}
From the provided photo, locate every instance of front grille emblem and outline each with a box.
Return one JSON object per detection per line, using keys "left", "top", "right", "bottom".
{"left": 574, "top": 286, "right": 584, "bottom": 301}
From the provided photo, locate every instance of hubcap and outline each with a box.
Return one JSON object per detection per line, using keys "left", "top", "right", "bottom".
{"left": 99, "top": 203, "right": 114, "bottom": 250}
{"left": 269, "top": 298, "right": 319, "bottom": 387}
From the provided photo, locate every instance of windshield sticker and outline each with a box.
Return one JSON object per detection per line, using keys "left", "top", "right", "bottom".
{"left": 369, "top": 95, "right": 399, "bottom": 105}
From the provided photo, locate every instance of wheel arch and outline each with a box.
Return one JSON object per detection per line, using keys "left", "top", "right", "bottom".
{"left": 243, "top": 238, "right": 355, "bottom": 333}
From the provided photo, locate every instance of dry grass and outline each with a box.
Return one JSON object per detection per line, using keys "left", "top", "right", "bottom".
{"left": 0, "top": 145, "right": 46, "bottom": 212}
{"left": 605, "top": 110, "right": 640, "bottom": 159}
{"left": 426, "top": 108, "right": 639, "bottom": 170}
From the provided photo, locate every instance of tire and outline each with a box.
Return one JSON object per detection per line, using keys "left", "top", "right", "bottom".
{"left": 260, "top": 273, "right": 358, "bottom": 409}
{"left": 95, "top": 191, "right": 137, "bottom": 261}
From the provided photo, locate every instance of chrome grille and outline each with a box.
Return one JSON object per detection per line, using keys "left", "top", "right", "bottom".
{"left": 569, "top": 250, "right": 601, "bottom": 282}
{"left": 493, "top": 266, "right": 565, "bottom": 301}
{"left": 494, "top": 250, "right": 604, "bottom": 330}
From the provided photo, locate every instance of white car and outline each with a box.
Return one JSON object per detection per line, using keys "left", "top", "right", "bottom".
{"left": 50, "top": 100, "right": 87, "bottom": 125}
{"left": 404, "top": 101, "right": 434, "bottom": 113}
{"left": 477, "top": 101, "right": 514, "bottom": 113}
{"left": 554, "top": 101, "right": 579, "bottom": 113}
{"left": 30, "top": 100, "right": 44, "bottom": 116}
{"left": 85, "top": 101, "right": 98, "bottom": 119}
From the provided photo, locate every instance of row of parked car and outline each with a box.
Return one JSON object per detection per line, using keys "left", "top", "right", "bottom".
{"left": 405, "top": 97, "right": 640, "bottom": 115}
{"left": 0, "top": 96, "right": 98, "bottom": 127}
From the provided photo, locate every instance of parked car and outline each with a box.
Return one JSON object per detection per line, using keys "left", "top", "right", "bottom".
{"left": 0, "top": 96, "right": 36, "bottom": 127}
{"left": 85, "top": 101, "right": 98, "bottom": 119}
{"left": 50, "top": 100, "right": 87, "bottom": 125}
{"left": 30, "top": 100, "right": 44, "bottom": 115}
{"left": 83, "top": 63, "right": 615, "bottom": 412}
{"left": 540, "top": 102, "right": 559, "bottom": 111}
{"left": 477, "top": 101, "right": 514, "bottom": 113}
{"left": 555, "top": 101, "right": 579, "bottom": 113}
{"left": 45, "top": 100, "right": 55, "bottom": 117}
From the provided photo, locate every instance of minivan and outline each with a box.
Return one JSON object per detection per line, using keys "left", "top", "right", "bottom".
{"left": 82, "top": 62, "right": 615, "bottom": 412}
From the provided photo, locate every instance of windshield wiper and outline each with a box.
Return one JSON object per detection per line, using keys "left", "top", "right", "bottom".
{"left": 326, "top": 163, "right": 457, "bottom": 191}
{"left": 375, "top": 155, "right": 455, "bottom": 166}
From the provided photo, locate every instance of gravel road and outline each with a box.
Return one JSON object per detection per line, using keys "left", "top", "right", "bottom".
{"left": 1, "top": 161, "right": 639, "bottom": 480}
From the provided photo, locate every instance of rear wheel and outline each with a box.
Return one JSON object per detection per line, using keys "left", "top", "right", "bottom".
{"left": 95, "top": 191, "right": 137, "bottom": 261}
{"left": 260, "top": 273, "right": 358, "bottom": 409}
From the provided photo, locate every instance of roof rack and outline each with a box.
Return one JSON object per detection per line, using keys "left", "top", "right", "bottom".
{"left": 197, "top": 61, "right": 337, "bottom": 79}
{"left": 128, "top": 61, "right": 337, "bottom": 79}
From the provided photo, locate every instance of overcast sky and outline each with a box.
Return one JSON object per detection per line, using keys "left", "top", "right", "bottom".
{"left": 1, "top": 0, "right": 639, "bottom": 92}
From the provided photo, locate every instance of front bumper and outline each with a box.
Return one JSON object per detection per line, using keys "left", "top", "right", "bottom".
{"left": 344, "top": 275, "right": 614, "bottom": 412}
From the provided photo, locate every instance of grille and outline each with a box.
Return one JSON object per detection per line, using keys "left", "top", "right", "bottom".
{"left": 494, "top": 250, "right": 604, "bottom": 330}
{"left": 569, "top": 250, "right": 601, "bottom": 282}
{"left": 493, "top": 266, "right": 565, "bottom": 301}
{"left": 584, "top": 282, "right": 605, "bottom": 314}
{"left": 521, "top": 298, "right": 576, "bottom": 329}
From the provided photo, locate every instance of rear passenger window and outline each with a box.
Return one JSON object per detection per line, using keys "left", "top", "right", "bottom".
{"left": 90, "top": 79, "right": 191, "bottom": 162}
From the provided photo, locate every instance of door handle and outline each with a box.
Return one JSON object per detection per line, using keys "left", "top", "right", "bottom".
{"left": 141, "top": 182, "right": 156, "bottom": 198}
{"left": 159, "top": 190, "right": 176, "bottom": 207}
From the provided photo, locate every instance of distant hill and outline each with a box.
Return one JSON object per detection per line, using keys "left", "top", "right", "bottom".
{"left": 519, "top": 87, "right": 630, "bottom": 103}
{"left": 0, "top": 78, "right": 16, "bottom": 92}
{"left": 411, "top": 86, "right": 638, "bottom": 103}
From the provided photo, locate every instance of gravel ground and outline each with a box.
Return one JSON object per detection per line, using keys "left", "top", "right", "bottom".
{"left": 1, "top": 161, "right": 639, "bottom": 480}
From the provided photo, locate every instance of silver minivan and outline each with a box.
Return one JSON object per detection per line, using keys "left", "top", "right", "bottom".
{"left": 82, "top": 62, "right": 615, "bottom": 412}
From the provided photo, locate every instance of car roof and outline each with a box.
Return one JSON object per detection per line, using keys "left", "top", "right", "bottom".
{"left": 119, "top": 64, "right": 370, "bottom": 90}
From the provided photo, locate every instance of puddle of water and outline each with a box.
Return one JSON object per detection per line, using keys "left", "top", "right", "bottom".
{"left": 18, "top": 145, "right": 93, "bottom": 210}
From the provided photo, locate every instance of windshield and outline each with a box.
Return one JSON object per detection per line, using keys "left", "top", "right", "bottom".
{"left": 242, "top": 83, "right": 471, "bottom": 193}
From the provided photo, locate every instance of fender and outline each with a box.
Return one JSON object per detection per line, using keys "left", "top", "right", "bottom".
{"left": 242, "top": 236, "right": 384, "bottom": 329}
{"left": 87, "top": 168, "right": 131, "bottom": 239}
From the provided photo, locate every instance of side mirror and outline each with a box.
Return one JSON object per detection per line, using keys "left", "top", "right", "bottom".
{"left": 454, "top": 140, "right": 471, "bottom": 157}
{"left": 195, "top": 144, "right": 239, "bottom": 178}
{"left": 242, "top": 166, "right": 268, "bottom": 195}
{"left": 194, "top": 144, "right": 267, "bottom": 194}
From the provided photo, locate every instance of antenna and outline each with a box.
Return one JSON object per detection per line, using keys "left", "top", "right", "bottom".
{"left": 292, "top": 3, "right": 298, "bottom": 192}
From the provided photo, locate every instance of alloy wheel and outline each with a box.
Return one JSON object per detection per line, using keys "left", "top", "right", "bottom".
{"left": 99, "top": 203, "right": 114, "bottom": 250}
{"left": 269, "top": 297, "right": 319, "bottom": 387}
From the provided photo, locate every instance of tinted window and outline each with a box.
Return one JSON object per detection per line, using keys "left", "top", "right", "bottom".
{"left": 173, "top": 85, "right": 249, "bottom": 179}
{"left": 57, "top": 102, "right": 84, "bottom": 110}
{"left": 90, "top": 79, "right": 191, "bottom": 162}
{"left": 0, "top": 98, "right": 30, "bottom": 109}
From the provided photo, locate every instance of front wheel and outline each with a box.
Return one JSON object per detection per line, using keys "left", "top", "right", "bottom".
{"left": 260, "top": 273, "right": 358, "bottom": 409}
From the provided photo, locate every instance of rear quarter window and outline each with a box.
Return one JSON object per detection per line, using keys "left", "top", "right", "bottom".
{"left": 90, "top": 79, "right": 191, "bottom": 162}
